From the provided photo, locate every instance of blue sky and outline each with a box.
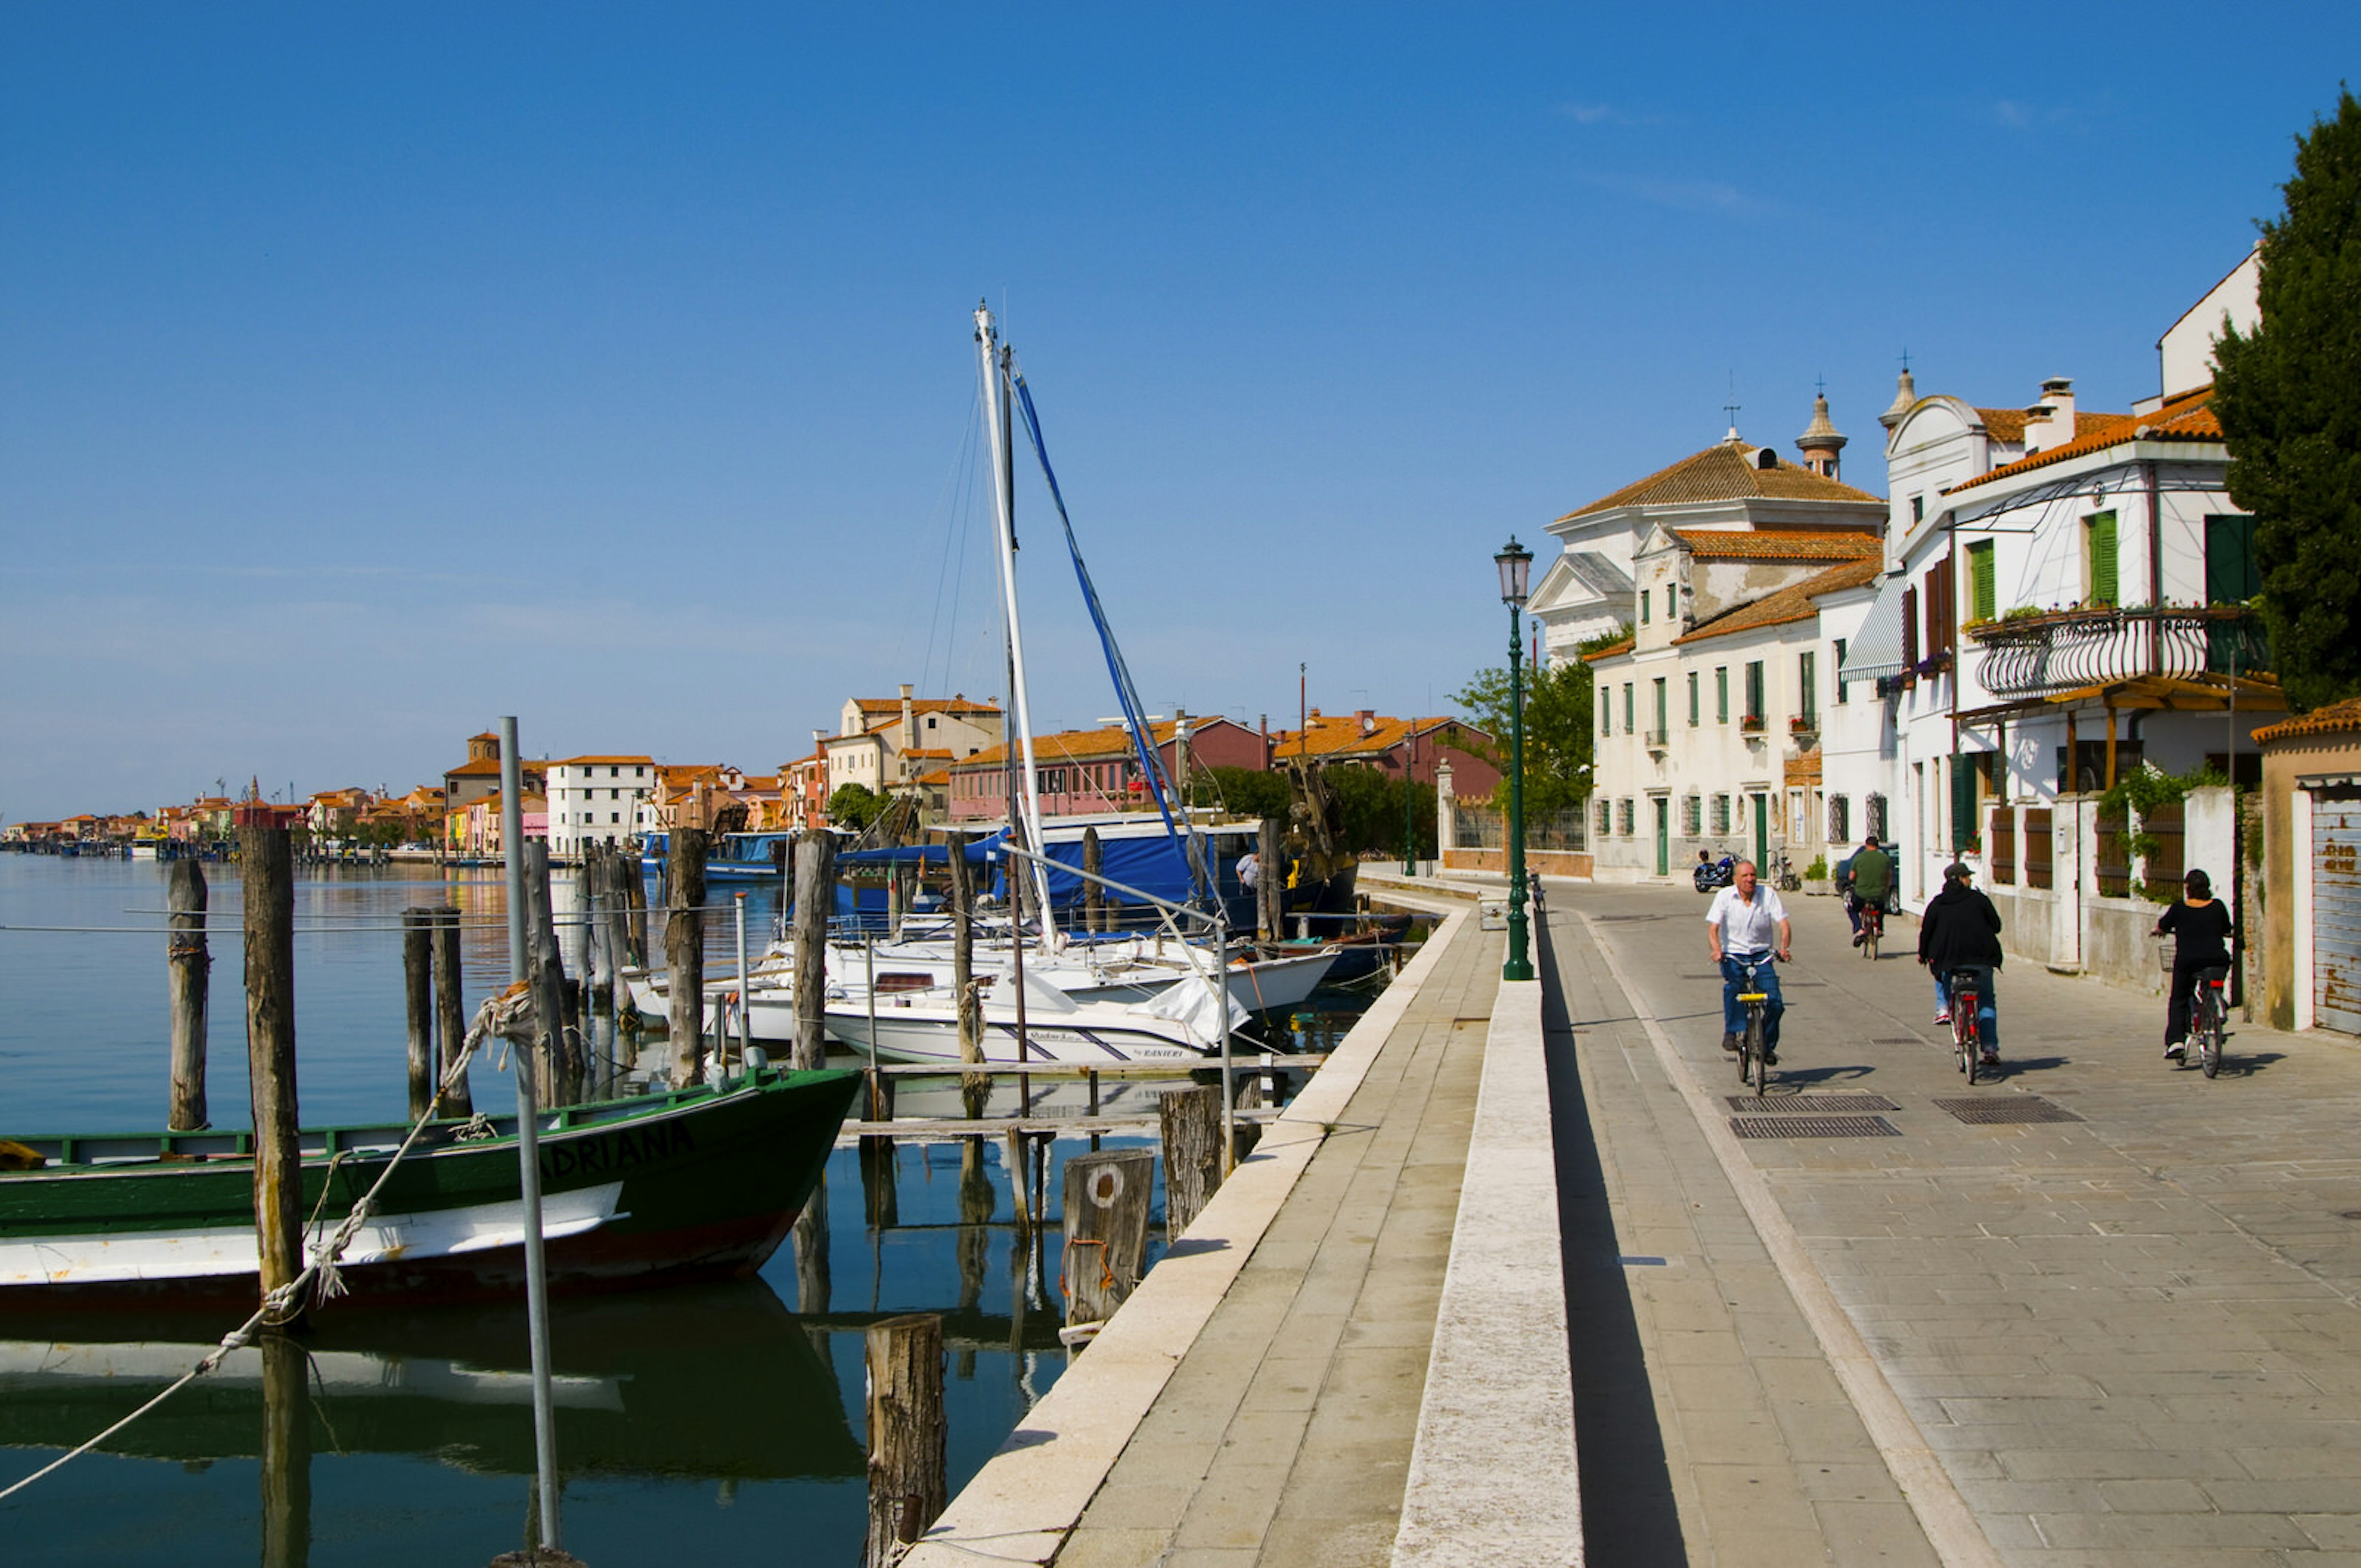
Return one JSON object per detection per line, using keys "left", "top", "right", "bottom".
{"left": 4, "top": 4, "right": 2353, "bottom": 820}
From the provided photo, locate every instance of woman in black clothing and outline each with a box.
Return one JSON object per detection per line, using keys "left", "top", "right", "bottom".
{"left": 2154, "top": 868, "right": 2235, "bottom": 1059}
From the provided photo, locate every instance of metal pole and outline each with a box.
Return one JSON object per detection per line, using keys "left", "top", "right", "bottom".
{"left": 1216, "top": 905, "right": 1236, "bottom": 1176}
{"left": 1402, "top": 726, "right": 1417, "bottom": 877}
{"left": 1505, "top": 605, "right": 1534, "bottom": 982}
{"left": 734, "top": 891, "right": 751, "bottom": 1073}
{"left": 500, "top": 718, "right": 561, "bottom": 1553}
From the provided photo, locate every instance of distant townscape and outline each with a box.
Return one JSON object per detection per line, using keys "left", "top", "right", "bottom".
{"left": 1, "top": 685, "right": 1497, "bottom": 862}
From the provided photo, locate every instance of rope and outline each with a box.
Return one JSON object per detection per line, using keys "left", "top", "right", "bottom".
{"left": 0, "top": 981, "right": 536, "bottom": 1506}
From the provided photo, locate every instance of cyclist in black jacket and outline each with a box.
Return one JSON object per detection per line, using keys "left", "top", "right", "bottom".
{"left": 1919, "top": 861, "right": 2004, "bottom": 1063}
{"left": 2154, "top": 869, "right": 2234, "bottom": 1060}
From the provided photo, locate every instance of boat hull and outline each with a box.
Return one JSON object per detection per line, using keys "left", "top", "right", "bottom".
{"left": 825, "top": 1009, "right": 1216, "bottom": 1067}
{"left": 0, "top": 1067, "right": 860, "bottom": 1310}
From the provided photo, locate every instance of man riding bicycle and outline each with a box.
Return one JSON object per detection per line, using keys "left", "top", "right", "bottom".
{"left": 1919, "top": 861, "right": 2003, "bottom": 1065}
{"left": 1705, "top": 859, "right": 1792, "bottom": 1062}
{"left": 1844, "top": 833, "right": 1892, "bottom": 945}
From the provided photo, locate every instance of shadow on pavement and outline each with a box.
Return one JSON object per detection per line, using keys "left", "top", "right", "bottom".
{"left": 1535, "top": 911, "right": 1687, "bottom": 1566}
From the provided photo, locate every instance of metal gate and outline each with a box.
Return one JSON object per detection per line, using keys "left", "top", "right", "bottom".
{"left": 2315, "top": 800, "right": 2361, "bottom": 1034}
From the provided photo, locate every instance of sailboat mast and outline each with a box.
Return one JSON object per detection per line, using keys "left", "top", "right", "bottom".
{"left": 974, "top": 304, "right": 1057, "bottom": 934}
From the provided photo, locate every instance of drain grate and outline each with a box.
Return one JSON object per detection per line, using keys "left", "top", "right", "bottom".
{"left": 1932, "top": 1095, "right": 2082, "bottom": 1125}
{"left": 1730, "top": 1114, "right": 1899, "bottom": 1139}
{"left": 1725, "top": 1093, "right": 1899, "bottom": 1114}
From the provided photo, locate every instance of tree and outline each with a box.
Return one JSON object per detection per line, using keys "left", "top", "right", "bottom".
{"left": 1453, "top": 624, "right": 1629, "bottom": 816}
{"left": 1323, "top": 765, "right": 1436, "bottom": 859}
{"left": 827, "top": 782, "right": 890, "bottom": 832}
{"left": 2212, "top": 89, "right": 2361, "bottom": 712}
{"left": 1187, "top": 766, "right": 1292, "bottom": 819}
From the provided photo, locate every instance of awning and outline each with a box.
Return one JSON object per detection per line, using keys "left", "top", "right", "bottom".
{"left": 1840, "top": 573, "right": 1906, "bottom": 684}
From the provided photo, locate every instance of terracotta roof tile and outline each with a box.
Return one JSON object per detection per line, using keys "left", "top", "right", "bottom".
{"left": 852, "top": 696, "right": 1000, "bottom": 715}
{"left": 1948, "top": 389, "right": 2220, "bottom": 494}
{"left": 1273, "top": 714, "right": 1481, "bottom": 762}
{"left": 1560, "top": 441, "right": 1883, "bottom": 521}
{"left": 2253, "top": 695, "right": 2361, "bottom": 746}
{"left": 1673, "top": 557, "right": 1882, "bottom": 646}
{"left": 1975, "top": 407, "right": 2028, "bottom": 443}
{"left": 1669, "top": 528, "right": 1881, "bottom": 562}
{"left": 1580, "top": 637, "right": 1635, "bottom": 663}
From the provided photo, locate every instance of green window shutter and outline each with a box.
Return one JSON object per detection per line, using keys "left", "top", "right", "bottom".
{"left": 1745, "top": 661, "right": 1765, "bottom": 722}
{"left": 1833, "top": 637, "right": 1849, "bottom": 703}
{"left": 1665, "top": 585, "right": 1677, "bottom": 621}
{"left": 1799, "top": 652, "right": 1816, "bottom": 720}
{"left": 1968, "top": 540, "right": 1996, "bottom": 621}
{"left": 1687, "top": 671, "right": 1699, "bottom": 725}
{"left": 1640, "top": 592, "right": 1651, "bottom": 624}
{"left": 1653, "top": 678, "right": 1666, "bottom": 732}
{"left": 2086, "top": 512, "right": 2118, "bottom": 607}
{"left": 2205, "top": 514, "right": 2260, "bottom": 604}
{"left": 1950, "top": 755, "right": 1979, "bottom": 853}
{"left": 1623, "top": 684, "right": 1633, "bottom": 733}
{"left": 1717, "top": 668, "right": 1728, "bottom": 723}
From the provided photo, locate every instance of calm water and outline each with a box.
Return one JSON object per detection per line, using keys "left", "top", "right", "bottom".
{"left": 0, "top": 853, "right": 1388, "bottom": 1564}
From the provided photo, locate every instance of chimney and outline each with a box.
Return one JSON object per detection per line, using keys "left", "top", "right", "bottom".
{"left": 2024, "top": 377, "right": 2074, "bottom": 454}
{"left": 1358, "top": 709, "right": 1377, "bottom": 735}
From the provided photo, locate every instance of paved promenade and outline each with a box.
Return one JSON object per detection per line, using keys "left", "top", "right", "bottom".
{"left": 1556, "top": 878, "right": 2361, "bottom": 1566}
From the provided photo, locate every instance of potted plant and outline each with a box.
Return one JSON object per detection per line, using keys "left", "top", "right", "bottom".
{"left": 1801, "top": 854, "right": 1831, "bottom": 896}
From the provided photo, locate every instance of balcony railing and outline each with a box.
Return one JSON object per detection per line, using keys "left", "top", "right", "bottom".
{"left": 1966, "top": 605, "right": 2272, "bottom": 699}
{"left": 1643, "top": 727, "right": 1670, "bottom": 750}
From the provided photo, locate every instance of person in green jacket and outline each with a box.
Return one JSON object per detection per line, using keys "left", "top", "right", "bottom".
{"left": 1844, "top": 834, "right": 1892, "bottom": 945}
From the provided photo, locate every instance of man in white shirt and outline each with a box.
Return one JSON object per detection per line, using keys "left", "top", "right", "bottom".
{"left": 1704, "top": 860, "right": 1793, "bottom": 1060}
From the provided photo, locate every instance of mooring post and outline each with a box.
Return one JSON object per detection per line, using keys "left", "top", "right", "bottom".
{"left": 862, "top": 1314, "right": 947, "bottom": 1568}
{"left": 1158, "top": 1084, "right": 1224, "bottom": 1240}
{"left": 732, "top": 890, "right": 752, "bottom": 1072}
{"left": 523, "top": 841, "right": 580, "bottom": 1106}
{"left": 431, "top": 904, "right": 472, "bottom": 1117}
{"left": 403, "top": 907, "right": 435, "bottom": 1121}
{"left": 791, "top": 829, "right": 835, "bottom": 1071}
{"left": 665, "top": 826, "right": 710, "bottom": 1087}
{"left": 166, "top": 857, "right": 209, "bottom": 1130}
{"left": 1004, "top": 1129, "right": 1032, "bottom": 1240}
{"left": 1060, "top": 1148, "right": 1155, "bottom": 1343}
{"left": 241, "top": 821, "right": 303, "bottom": 1306}
{"left": 945, "top": 830, "right": 985, "bottom": 1117}
{"left": 1257, "top": 816, "right": 1284, "bottom": 943}
{"left": 1081, "top": 825, "right": 1104, "bottom": 934}
{"left": 258, "top": 1328, "right": 312, "bottom": 1568}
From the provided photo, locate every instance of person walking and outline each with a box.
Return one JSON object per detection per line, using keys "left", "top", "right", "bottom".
{"left": 1918, "top": 861, "right": 2004, "bottom": 1064}
{"left": 2153, "top": 869, "right": 2234, "bottom": 1060}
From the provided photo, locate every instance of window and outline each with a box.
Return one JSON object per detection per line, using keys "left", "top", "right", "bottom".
{"left": 1966, "top": 540, "right": 1996, "bottom": 621}
{"left": 1798, "top": 652, "right": 1816, "bottom": 725}
{"left": 1744, "top": 661, "right": 1765, "bottom": 727}
{"left": 1596, "top": 798, "right": 1613, "bottom": 837}
{"left": 1710, "top": 794, "right": 1731, "bottom": 834}
{"left": 1828, "top": 794, "right": 1849, "bottom": 843}
{"left": 1617, "top": 798, "right": 1635, "bottom": 836}
{"left": 1640, "top": 591, "right": 1651, "bottom": 625}
{"left": 2084, "top": 511, "right": 2119, "bottom": 607}
{"left": 1716, "top": 667, "right": 1729, "bottom": 723}
{"left": 1683, "top": 795, "right": 1702, "bottom": 835}
{"left": 609, "top": 813, "right": 620, "bottom": 824}
{"left": 1911, "top": 495, "right": 1925, "bottom": 525}
{"left": 1651, "top": 678, "right": 1666, "bottom": 737}
{"left": 1602, "top": 698, "right": 1612, "bottom": 738}
{"left": 1687, "top": 671, "right": 1699, "bottom": 726}
{"left": 1622, "top": 684, "right": 1633, "bottom": 733}
{"left": 1664, "top": 585, "right": 1677, "bottom": 621}
{"left": 2205, "top": 514, "right": 2260, "bottom": 603}
{"left": 1833, "top": 638, "right": 1849, "bottom": 704}
{"left": 609, "top": 766, "right": 619, "bottom": 778}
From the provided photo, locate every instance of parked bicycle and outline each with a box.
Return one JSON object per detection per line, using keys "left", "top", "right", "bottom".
{"left": 1733, "top": 956, "right": 1775, "bottom": 1097}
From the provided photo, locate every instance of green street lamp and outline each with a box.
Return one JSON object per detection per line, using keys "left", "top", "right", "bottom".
{"left": 1495, "top": 535, "right": 1535, "bottom": 982}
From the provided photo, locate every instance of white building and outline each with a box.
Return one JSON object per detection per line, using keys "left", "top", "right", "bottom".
{"left": 1840, "top": 252, "right": 2282, "bottom": 985}
{"left": 824, "top": 685, "right": 1003, "bottom": 803}
{"left": 1568, "top": 403, "right": 1888, "bottom": 880}
{"left": 545, "top": 756, "right": 655, "bottom": 859}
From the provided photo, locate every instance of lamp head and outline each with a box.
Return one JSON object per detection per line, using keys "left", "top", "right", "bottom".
{"left": 1495, "top": 536, "right": 1533, "bottom": 608}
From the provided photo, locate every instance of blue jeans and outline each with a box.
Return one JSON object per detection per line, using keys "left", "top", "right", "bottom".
{"left": 1935, "top": 965, "right": 1999, "bottom": 1049}
{"left": 1720, "top": 953, "right": 1784, "bottom": 1050}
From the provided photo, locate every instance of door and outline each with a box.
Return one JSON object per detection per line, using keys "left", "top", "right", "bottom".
{"left": 1653, "top": 797, "right": 1669, "bottom": 878}
{"left": 2315, "top": 799, "right": 2361, "bottom": 1034}
{"left": 1752, "top": 792, "right": 1768, "bottom": 870}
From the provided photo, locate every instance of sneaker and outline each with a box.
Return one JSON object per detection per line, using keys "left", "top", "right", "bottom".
{"left": 1720, "top": 1031, "right": 1740, "bottom": 1052}
{"left": 1851, "top": 931, "right": 1864, "bottom": 947}
{"left": 1762, "top": 1050, "right": 1779, "bottom": 1065}
{"left": 1934, "top": 1010, "right": 1952, "bottom": 1026}
{"left": 2164, "top": 1040, "right": 2185, "bottom": 1059}
{"left": 1980, "top": 1049, "right": 2000, "bottom": 1067}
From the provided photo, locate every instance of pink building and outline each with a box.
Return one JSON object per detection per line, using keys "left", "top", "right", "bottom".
{"left": 947, "top": 715, "right": 1267, "bottom": 823}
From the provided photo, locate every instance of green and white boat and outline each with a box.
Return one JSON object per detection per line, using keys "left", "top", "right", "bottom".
{"left": 0, "top": 1066, "right": 860, "bottom": 1310}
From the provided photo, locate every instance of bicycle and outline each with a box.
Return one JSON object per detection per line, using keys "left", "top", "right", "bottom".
{"left": 1857, "top": 898, "right": 1883, "bottom": 961}
{"left": 1771, "top": 849, "right": 1801, "bottom": 893}
{"left": 1733, "top": 956, "right": 1774, "bottom": 1097}
{"left": 2186, "top": 964, "right": 2231, "bottom": 1079}
{"left": 1947, "top": 967, "right": 1991, "bottom": 1084}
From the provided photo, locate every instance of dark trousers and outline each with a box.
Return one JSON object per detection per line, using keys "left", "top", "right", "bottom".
{"left": 2166, "top": 959, "right": 2229, "bottom": 1044}
{"left": 1720, "top": 953, "right": 1784, "bottom": 1049}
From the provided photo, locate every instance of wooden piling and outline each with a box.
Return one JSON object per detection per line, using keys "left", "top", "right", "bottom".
{"left": 432, "top": 904, "right": 472, "bottom": 1117}
{"left": 1004, "top": 1129, "right": 1031, "bottom": 1240}
{"left": 523, "top": 841, "right": 582, "bottom": 1106}
{"left": 166, "top": 858, "right": 210, "bottom": 1130}
{"left": 1061, "top": 1148, "right": 1155, "bottom": 1339}
{"left": 791, "top": 830, "right": 836, "bottom": 1071}
{"left": 240, "top": 823, "right": 303, "bottom": 1306}
{"left": 793, "top": 1173, "right": 831, "bottom": 1314}
{"left": 862, "top": 1314, "right": 947, "bottom": 1568}
{"left": 1257, "top": 816, "right": 1284, "bottom": 943}
{"left": 258, "top": 1329, "right": 312, "bottom": 1568}
{"left": 665, "top": 827, "right": 710, "bottom": 1087}
{"left": 1081, "top": 825, "right": 1104, "bottom": 934}
{"left": 946, "top": 830, "right": 986, "bottom": 1115}
{"left": 1158, "top": 1084, "right": 1224, "bottom": 1240}
{"left": 622, "top": 848, "right": 649, "bottom": 968}
{"left": 403, "top": 907, "right": 435, "bottom": 1121}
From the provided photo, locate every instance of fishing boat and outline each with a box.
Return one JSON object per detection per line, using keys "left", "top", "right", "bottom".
{"left": 825, "top": 965, "right": 1240, "bottom": 1067}
{"left": 0, "top": 1065, "right": 860, "bottom": 1310}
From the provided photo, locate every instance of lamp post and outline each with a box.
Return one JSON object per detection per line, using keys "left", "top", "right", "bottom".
{"left": 1496, "top": 537, "right": 1535, "bottom": 982}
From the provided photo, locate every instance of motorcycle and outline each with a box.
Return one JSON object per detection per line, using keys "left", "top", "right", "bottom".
{"left": 1692, "top": 853, "right": 1736, "bottom": 893}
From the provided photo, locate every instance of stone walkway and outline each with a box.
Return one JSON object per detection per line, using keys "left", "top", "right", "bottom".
{"left": 1556, "top": 877, "right": 2361, "bottom": 1566}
